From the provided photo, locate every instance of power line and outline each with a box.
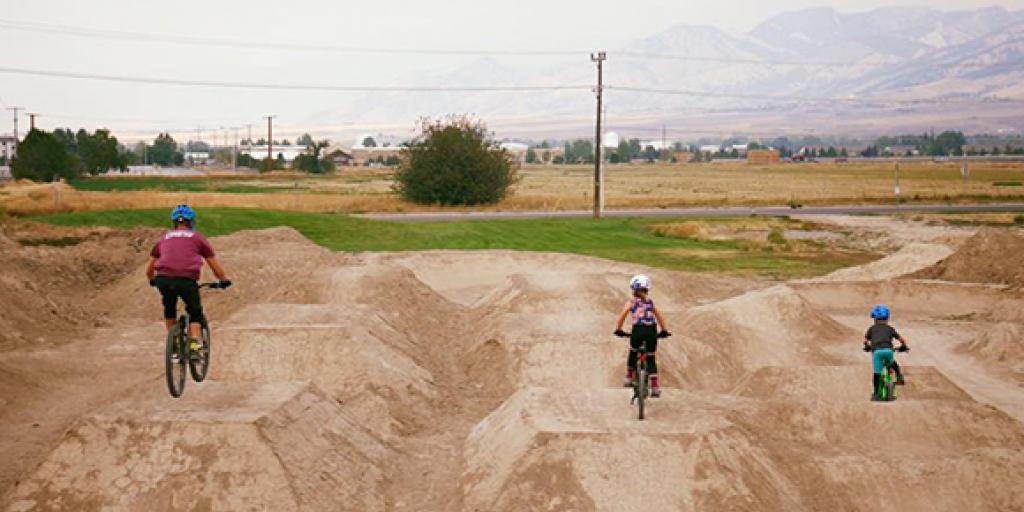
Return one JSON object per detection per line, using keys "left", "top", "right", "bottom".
{"left": 604, "top": 85, "right": 1018, "bottom": 105}
{"left": 0, "top": 19, "right": 584, "bottom": 57}
{"left": 613, "top": 51, "right": 849, "bottom": 67}
{"left": 0, "top": 66, "right": 591, "bottom": 93}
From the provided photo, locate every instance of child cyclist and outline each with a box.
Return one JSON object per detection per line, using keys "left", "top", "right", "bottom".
{"left": 146, "top": 205, "right": 232, "bottom": 359}
{"left": 614, "top": 274, "right": 672, "bottom": 397}
{"left": 863, "top": 304, "right": 910, "bottom": 401}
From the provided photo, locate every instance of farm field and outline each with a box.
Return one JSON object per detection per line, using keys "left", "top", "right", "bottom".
{"left": 3, "top": 160, "right": 1024, "bottom": 215}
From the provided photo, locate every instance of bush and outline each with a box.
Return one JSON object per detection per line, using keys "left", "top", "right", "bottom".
{"left": 394, "top": 116, "right": 518, "bottom": 205}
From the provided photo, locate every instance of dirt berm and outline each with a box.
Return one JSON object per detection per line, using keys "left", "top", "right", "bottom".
{"left": 912, "top": 227, "right": 1024, "bottom": 286}
{"left": 2, "top": 224, "right": 1023, "bottom": 511}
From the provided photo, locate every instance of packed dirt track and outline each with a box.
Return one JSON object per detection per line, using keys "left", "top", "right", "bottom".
{"left": 2, "top": 221, "right": 1024, "bottom": 511}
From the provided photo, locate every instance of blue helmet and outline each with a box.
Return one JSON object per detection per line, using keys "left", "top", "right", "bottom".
{"left": 871, "top": 304, "right": 890, "bottom": 320}
{"left": 170, "top": 204, "right": 196, "bottom": 224}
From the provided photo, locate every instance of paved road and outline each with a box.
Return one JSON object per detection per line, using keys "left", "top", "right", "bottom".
{"left": 360, "top": 203, "right": 1024, "bottom": 222}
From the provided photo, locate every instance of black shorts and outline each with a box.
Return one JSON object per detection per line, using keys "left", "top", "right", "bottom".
{"left": 155, "top": 276, "right": 204, "bottom": 324}
{"left": 630, "top": 323, "right": 659, "bottom": 353}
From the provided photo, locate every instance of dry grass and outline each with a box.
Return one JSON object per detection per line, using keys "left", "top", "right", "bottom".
{"left": 4, "top": 160, "right": 1024, "bottom": 215}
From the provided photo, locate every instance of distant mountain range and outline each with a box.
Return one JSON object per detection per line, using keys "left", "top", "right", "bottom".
{"left": 321, "top": 5, "right": 1024, "bottom": 137}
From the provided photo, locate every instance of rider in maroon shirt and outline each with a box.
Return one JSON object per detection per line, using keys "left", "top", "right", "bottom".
{"left": 145, "top": 205, "right": 231, "bottom": 356}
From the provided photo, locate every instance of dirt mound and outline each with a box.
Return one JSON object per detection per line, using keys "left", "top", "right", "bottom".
{"left": 732, "top": 365, "right": 972, "bottom": 403}
{"left": 913, "top": 228, "right": 1024, "bottom": 286}
{"left": 660, "top": 286, "right": 854, "bottom": 391}
{"left": 0, "top": 222, "right": 158, "bottom": 351}
{"left": 462, "top": 387, "right": 1024, "bottom": 512}
{"left": 4, "top": 383, "right": 392, "bottom": 511}
{"left": 462, "top": 388, "right": 804, "bottom": 511}
{"left": 817, "top": 243, "right": 952, "bottom": 282}
{"left": 96, "top": 227, "right": 345, "bottom": 322}
{"left": 956, "top": 322, "right": 1024, "bottom": 380}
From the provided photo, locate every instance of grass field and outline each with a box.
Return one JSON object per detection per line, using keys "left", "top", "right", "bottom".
{"left": 31, "top": 208, "right": 876, "bottom": 279}
{"left": 5, "top": 161, "right": 1024, "bottom": 216}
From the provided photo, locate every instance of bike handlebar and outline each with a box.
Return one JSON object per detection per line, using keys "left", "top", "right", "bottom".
{"left": 200, "top": 281, "right": 232, "bottom": 290}
{"left": 862, "top": 345, "right": 910, "bottom": 353}
{"left": 614, "top": 330, "right": 672, "bottom": 338}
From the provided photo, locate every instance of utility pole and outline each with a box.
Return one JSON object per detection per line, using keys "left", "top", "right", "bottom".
{"left": 6, "top": 107, "right": 23, "bottom": 153}
{"left": 264, "top": 115, "right": 276, "bottom": 173}
{"left": 28, "top": 113, "right": 38, "bottom": 131}
{"left": 246, "top": 123, "right": 253, "bottom": 145}
{"left": 590, "top": 51, "right": 606, "bottom": 219}
{"left": 233, "top": 127, "right": 239, "bottom": 169}
{"left": 894, "top": 158, "right": 901, "bottom": 198}
{"left": 662, "top": 124, "right": 666, "bottom": 154}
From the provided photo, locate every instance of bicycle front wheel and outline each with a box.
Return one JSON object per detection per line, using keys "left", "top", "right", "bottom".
{"left": 189, "top": 319, "right": 211, "bottom": 383}
{"left": 637, "top": 366, "right": 647, "bottom": 421}
{"left": 165, "top": 321, "right": 188, "bottom": 398}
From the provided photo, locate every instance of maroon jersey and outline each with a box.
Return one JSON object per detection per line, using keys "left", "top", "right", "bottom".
{"left": 151, "top": 228, "right": 215, "bottom": 281}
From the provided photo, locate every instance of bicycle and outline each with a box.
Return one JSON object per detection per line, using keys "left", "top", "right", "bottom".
{"left": 165, "top": 282, "right": 228, "bottom": 398}
{"left": 616, "top": 330, "right": 671, "bottom": 421}
{"left": 864, "top": 344, "right": 909, "bottom": 402}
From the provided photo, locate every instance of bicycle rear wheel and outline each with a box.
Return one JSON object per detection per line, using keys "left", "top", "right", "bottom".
{"left": 885, "top": 369, "right": 897, "bottom": 401}
{"left": 188, "top": 319, "right": 211, "bottom": 383}
{"left": 165, "top": 319, "right": 188, "bottom": 398}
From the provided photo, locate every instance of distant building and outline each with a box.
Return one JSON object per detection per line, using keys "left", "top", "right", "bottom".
{"left": 730, "top": 144, "right": 749, "bottom": 154}
{"left": 184, "top": 152, "right": 212, "bottom": 165}
{"left": 0, "top": 135, "right": 15, "bottom": 162}
{"left": 324, "top": 148, "right": 355, "bottom": 167}
{"left": 501, "top": 143, "right": 564, "bottom": 165}
{"left": 351, "top": 147, "right": 403, "bottom": 166}
{"left": 747, "top": 149, "right": 780, "bottom": 165}
{"left": 699, "top": 144, "right": 721, "bottom": 154}
{"left": 240, "top": 144, "right": 308, "bottom": 163}
{"left": 673, "top": 151, "right": 694, "bottom": 164}
{"left": 883, "top": 145, "right": 919, "bottom": 156}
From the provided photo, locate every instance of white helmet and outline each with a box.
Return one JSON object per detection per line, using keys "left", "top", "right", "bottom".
{"left": 629, "top": 274, "right": 651, "bottom": 291}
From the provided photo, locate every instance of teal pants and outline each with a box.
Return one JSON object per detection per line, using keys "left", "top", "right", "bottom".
{"left": 873, "top": 348, "right": 895, "bottom": 374}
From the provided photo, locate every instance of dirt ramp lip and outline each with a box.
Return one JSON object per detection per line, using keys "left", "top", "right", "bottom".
{"left": 4, "top": 382, "right": 392, "bottom": 512}
{"left": 462, "top": 387, "right": 807, "bottom": 512}
{"left": 732, "top": 365, "right": 973, "bottom": 403}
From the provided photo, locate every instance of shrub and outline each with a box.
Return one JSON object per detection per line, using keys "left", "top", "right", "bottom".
{"left": 394, "top": 116, "right": 518, "bottom": 205}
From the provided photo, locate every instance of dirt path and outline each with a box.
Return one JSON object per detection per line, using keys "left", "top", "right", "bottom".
{"left": 3, "top": 221, "right": 1024, "bottom": 511}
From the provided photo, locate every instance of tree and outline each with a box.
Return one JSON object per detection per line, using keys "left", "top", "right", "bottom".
{"left": 11, "top": 129, "right": 76, "bottom": 181}
{"left": 627, "top": 138, "right": 642, "bottom": 159}
{"left": 643, "top": 145, "right": 659, "bottom": 162}
{"left": 296, "top": 133, "right": 314, "bottom": 146}
{"left": 275, "top": 153, "right": 286, "bottom": 169}
{"left": 150, "top": 133, "right": 183, "bottom": 166}
{"left": 525, "top": 148, "right": 538, "bottom": 164}
{"left": 569, "top": 139, "right": 594, "bottom": 164}
{"left": 292, "top": 139, "right": 331, "bottom": 174}
{"left": 616, "top": 140, "right": 631, "bottom": 163}
{"left": 362, "top": 136, "right": 377, "bottom": 148}
{"left": 76, "top": 129, "right": 127, "bottom": 174}
{"left": 748, "top": 141, "right": 763, "bottom": 150}
{"left": 394, "top": 116, "right": 517, "bottom": 205}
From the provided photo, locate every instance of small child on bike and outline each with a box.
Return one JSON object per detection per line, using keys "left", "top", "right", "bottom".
{"left": 614, "top": 274, "right": 671, "bottom": 397}
{"left": 863, "top": 304, "right": 910, "bottom": 401}
{"left": 146, "top": 205, "right": 231, "bottom": 358}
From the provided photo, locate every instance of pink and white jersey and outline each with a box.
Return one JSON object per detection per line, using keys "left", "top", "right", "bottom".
{"left": 630, "top": 298, "right": 657, "bottom": 327}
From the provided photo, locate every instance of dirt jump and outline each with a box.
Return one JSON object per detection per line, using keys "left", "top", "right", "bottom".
{"left": 1, "top": 220, "right": 1023, "bottom": 511}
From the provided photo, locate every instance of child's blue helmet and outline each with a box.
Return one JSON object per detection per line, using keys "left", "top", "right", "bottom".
{"left": 871, "top": 304, "right": 890, "bottom": 320}
{"left": 170, "top": 204, "right": 196, "bottom": 224}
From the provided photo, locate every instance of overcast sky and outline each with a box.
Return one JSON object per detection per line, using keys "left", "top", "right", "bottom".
{"left": 2, "top": 0, "right": 1023, "bottom": 142}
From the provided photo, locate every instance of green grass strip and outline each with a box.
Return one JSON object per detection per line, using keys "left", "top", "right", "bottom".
{"left": 32, "top": 208, "right": 866, "bottom": 278}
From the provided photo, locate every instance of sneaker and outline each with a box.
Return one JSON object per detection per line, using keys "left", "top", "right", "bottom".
{"left": 871, "top": 394, "right": 881, "bottom": 402}
{"left": 170, "top": 353, "right": 182, "bottom": 365}
{"left": 895, "top": 378, "right": 906, "bottom": 386}
{"left": 650, "top": 388, "right": 661, "bottom": 398}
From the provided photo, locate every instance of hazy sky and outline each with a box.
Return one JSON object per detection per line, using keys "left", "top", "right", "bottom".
{"left": 2, "top": 0, "right": 1023, "bottom": 141}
